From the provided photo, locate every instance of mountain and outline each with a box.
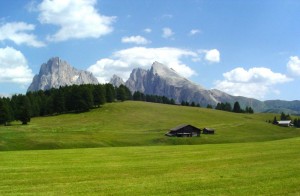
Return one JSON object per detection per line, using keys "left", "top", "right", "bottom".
{"left": 27, "top": 57, "right": 98, "bottom": 92}
{"left": 125, "top": 61, "right": 246, "bottom": 106}
{"left": 109, "top": 74, "right": 125, "bottom": 87}
{"left": 125, "top": 61, "right": 218, "bottom": 106}
{"left": 122, "top": 61, "right": 300, "bottom": 114}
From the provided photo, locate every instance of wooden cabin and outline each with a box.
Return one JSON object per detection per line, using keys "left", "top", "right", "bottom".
{"left": 203, "top": 128, "right": 215, "bottom": 134}
{"left": 165, "top": 124, "right": 201, "bottom": 137}
{"left": 277, "top": 120, "right": 293, "bottom": 127}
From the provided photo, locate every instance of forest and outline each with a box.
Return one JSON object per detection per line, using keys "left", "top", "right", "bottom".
{"left": 0, "top": 84, "right": 179, "bottom": 125}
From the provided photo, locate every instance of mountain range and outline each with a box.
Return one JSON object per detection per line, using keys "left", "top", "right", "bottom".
{"left": 27, "top": 57, "right": 98, "bottom": 92}
{"left": 27, "top": 57, "right": 300, "bottom": 114}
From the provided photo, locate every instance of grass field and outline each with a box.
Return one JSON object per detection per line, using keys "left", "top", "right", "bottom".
{"left": 0, "top": 137, "right": 299, "bottom": 195}
{"left": 1, "top": 101, "right": 300, "bottom": 195}
{"left": 1, "top": 101, "right": 300, "bottom": 151}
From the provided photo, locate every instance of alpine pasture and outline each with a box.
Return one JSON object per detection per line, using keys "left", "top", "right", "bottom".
{"left": 0, "top": 101, "right": 300, "bottom": 195}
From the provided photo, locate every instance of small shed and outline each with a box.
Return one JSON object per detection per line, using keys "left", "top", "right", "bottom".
{"left": 165, "top": 124, "right": 201, "bottom": 137}
{"left": 203, "top": 128, "right": 215, "bottom": 134}
{"left": 277, "top": 120, "right": 293, "bottom": 127}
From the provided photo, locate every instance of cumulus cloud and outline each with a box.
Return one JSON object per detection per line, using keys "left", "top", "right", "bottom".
{"left": 162, "top": 27, "right": 174, "bottom": 39}
{"left": 214, "top": 67, "right": 292, "bottom": 99}
{"left": 287, "top": 56, "right": 300, "bottom": 76}
{"left": 204, "top": 49, "right": 220, "bottom": 63}
{"left": 121, "top": 35, "right": 151, "bottom": 45}
{"left": 0, "top": 22, "right": 45, "bottom": 47}
{"left": 37, "top": 0, "right": 116, "bottom": 42}
{"left": 189, "top": 29, "right": 201, "bottom": 36}
{"left": 0, "top": 47, "right": 33, "bottom": 84}
{"left": 88, "top": 47, "right": 198, "bottom": 83}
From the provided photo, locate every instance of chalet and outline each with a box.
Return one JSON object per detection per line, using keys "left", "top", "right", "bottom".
{"left": 277, "top": 120, "right": 293, "bottom": 127}
{"left": 165, "top": 124, "right": 201, "bottom": 137}
{"left": 203, "top": 128, "right": 215, "bottom": 134}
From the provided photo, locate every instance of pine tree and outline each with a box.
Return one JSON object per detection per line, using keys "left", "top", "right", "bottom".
{"left": 233, "top": 101, "right": 241, "bottom": 113}
{"left": 0, "top": 98, "right": 11, "bottom": 125}
{"left": 18, "top": 96, "right": 31, "bottom": 125}
{"left": 105, "top": 84, "right": 115, "bottom": 103}
{"left": 52, "top": 89, "right": 65, "bottom": 114}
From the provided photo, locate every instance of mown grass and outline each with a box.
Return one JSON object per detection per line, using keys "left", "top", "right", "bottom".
{"left": 0, "top": 137, "right": 299, "bottom": 195}
{"left": 1, "top": 101, "right": 299, "bottom": 150}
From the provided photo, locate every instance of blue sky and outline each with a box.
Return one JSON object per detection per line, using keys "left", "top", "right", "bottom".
{"left": 0, "top": 0, "right": 300, "bottom": 101}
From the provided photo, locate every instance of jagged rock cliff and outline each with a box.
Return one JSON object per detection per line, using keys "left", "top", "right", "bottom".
{"left": 27, "top": 57, "right": 98, "bottom": 92}
{"left": 109, "top": 74, "right": 125, "bottom": 87}
{"left": 123, "top": 61, "right": 271, "bottom": 111}
{"left": 125, "top": 61, "right": 217, "bottom": 105}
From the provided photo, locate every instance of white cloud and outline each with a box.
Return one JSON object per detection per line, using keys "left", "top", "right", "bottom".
{"left": 214, "top": 67, "right": 292, "bottom": 99}
{"left": 189, "top": 29, "right": 201, "bottom": 36}
{"left": 88, "top": 47, "right": 198, "bottom": 83}
{"left": 287, "top": 56, "right": 300, "bottom": 76}
{"left": 204, "top": 49, "right": 220, "bottom": 63}
{"left": 144, "top": 28, "right": 152, "bottom": 33}
{"left": 0, "top": 22, "right": 45, "bottom": 47}
{"left": 0, "top": 47, "right": 33, "bottom": 84}
{"left": 162, "top": 27, "right": 174, "bottom": 39}
{"left": 37, "top": 0, "right": 116, "bottom": 42}
{"left": 121, "top": 35, "right": 151, "bottom": 45}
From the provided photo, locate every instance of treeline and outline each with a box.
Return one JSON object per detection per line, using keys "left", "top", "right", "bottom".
{"left": 0, "top": 84, "right": 132, "bottom": 125}
{"left": 214, "top": 101, "right": 254, "bottom": 114}
{"left": 270, "top": 112, "right": 300, "bottom": 128}
{"left": 132, "top": 91, "right": 176, "bottom": 105}
{"left": 0, "top": 85, "right": 256, "bottom": 126}
{"left": 133, "top": 91, "right": 203, "bottom": 107}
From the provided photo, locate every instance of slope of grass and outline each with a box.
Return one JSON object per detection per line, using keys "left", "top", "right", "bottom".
{"left": 0, "top": 137, "right": 299, "bottom": 195}
{"left": 0, "top": 101, "right": 299, "bottom": 150}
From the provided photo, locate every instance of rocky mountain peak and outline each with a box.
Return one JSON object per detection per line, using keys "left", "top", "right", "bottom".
{"left": 150, "top": 61, "right": 177, "bottom": 77}
{"left": 109, "top": 74, "right": 125, "bottom": 87}
{"left": 27, "top": 57, "right": 98, "bottom": 92}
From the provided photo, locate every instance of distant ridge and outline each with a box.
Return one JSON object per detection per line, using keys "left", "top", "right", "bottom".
{"left": 110, "top": 61, "right": 300, "bottom": 114}
{"left": 27, "top": 57, "right": 98, "bottom": 92}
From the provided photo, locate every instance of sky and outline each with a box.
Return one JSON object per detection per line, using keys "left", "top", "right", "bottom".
{"left": 0, "top": 0, "right": 300, "bottom": 101}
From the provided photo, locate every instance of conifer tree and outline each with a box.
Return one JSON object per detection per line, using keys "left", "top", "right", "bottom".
{"left": 233, "top": 101, "right": 241, "bottom": 113}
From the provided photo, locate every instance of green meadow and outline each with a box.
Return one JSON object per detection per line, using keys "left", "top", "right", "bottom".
{"left": 0, "top": 138, "right": 299, "bottom": 195}
{"left": 0, "top": 101, "right": 300, "bottom": 195}
{"left": 0, "top": 101, "right": 299, "bottom": 150}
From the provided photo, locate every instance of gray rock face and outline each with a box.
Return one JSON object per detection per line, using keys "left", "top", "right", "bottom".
{"left": 109, "top": 74, "right": 125, "bottom": 87}
{"left": 27, "top": 57, "right": 98, "bottom": 92}
{"left": 124, "top": 61, "right": 279, "bottom": 113}
{"left": 125, "top": 61, "right": 220, "bottom": 105}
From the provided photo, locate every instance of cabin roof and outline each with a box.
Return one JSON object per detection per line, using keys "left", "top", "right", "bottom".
{"left": 170, "top": 124, "right": 189, "bottom": 131}
{"left": 170, "top": 124, "right": 201, "bottom": 131}
{"left": 203, "top": 128, "right": 215, "bottom": 131}
{"left": 277, "top": 120, "right": 292, "bottom": 124}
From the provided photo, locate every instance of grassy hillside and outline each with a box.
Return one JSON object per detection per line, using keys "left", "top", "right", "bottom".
{"left": 0, "top": 101, "right": 299, "bottom": 150}
{"left": 0, "top": 137, "right": 299, "bottom": 195}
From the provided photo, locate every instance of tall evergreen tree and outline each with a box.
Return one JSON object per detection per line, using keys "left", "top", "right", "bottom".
{"left": 224, "top": 102, "right": 232, "bottom": 112}
{"left": 105, "top": 84, "right": 115, "bottom": 103}
{"left": 0, "top": 98, "right": 12, "bottom": 125}
{"left": 18, "top": 95, "right": 31, "bottom": 125}
{"left": 93, "top": 84, "right": 106, "bottom": 106}
{"left": 116, "top": 85, "right": 126, "bottom": 101}
{"left": 233, "top": 101, "right": 241, "bottom": 113}
{"left": 52, "top": 89, "right": 65, "bottom": 114}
